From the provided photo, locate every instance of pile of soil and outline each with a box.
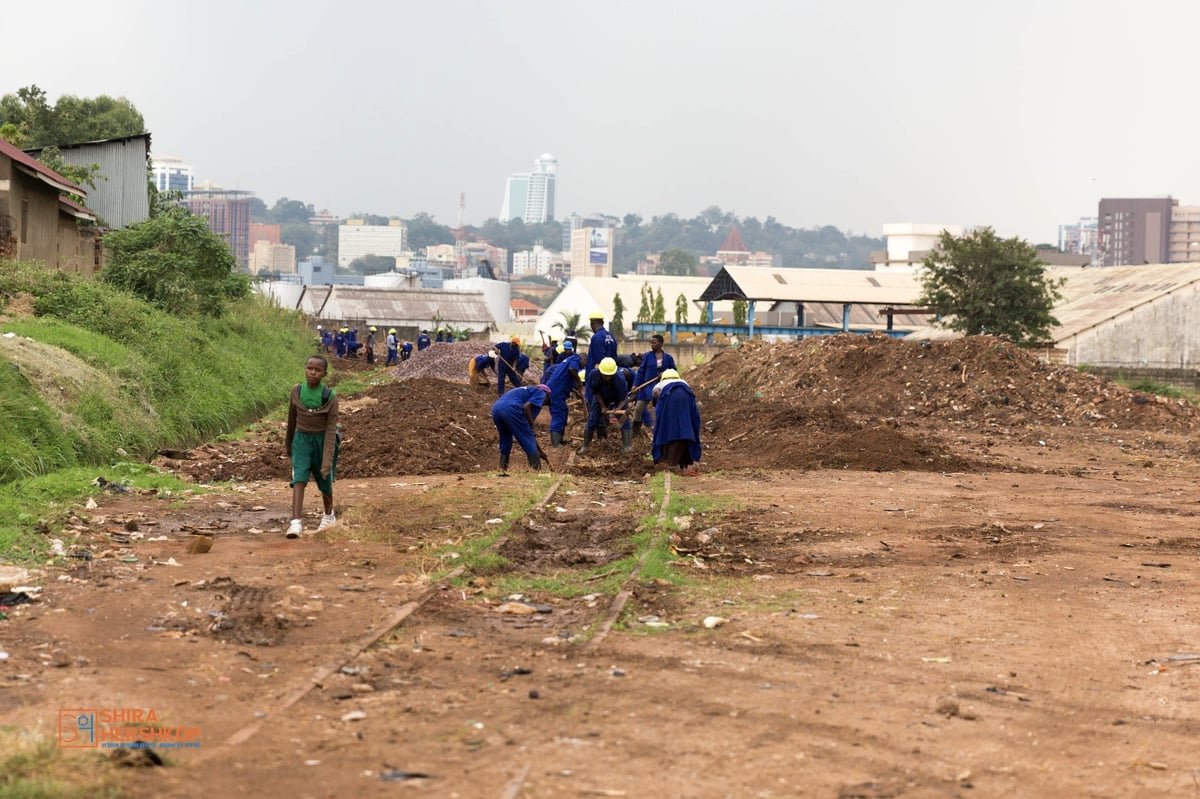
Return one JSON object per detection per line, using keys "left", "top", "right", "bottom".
{"left": 388, "top": 340, "right": 545, "bottom": 384}
{"left": 690, "top": 334, "right": 1198, "bottom": 472}
{"left": 156, "top": 333, "right": 1200, "bottom": 483}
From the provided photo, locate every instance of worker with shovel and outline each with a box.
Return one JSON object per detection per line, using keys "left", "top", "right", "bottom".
{"left": 494, "top": 335, "right": 525, "bottom": 395}
{"left": 580, "top": 357, "right": 632, "bottom": 454}
{"left": 544, "top": 340, "right": 583, "bottom": 448}
{"left": 632, "top": 334, "right": 677, "bottom": 437}
{"left": 651, "top": 368, "right": 701, "bottom": 472}
{"left": 490, "top": 383, "right": 552, "bottom": 473}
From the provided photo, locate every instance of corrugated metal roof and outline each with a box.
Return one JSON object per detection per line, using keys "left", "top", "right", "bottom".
{"left": 27, "top": 135, "right": 150, "bottom": 228}
{"left": 312, "top": 286, "right": 496, "bottom": 330}
{"left": 0, "top": 137, "right": 85, "bottom": 195}
{"left": 1050, "top": 262, "right": 1200, "bottom": 340}
{"left": 699, "top": 265, "right": 921, "bottom": 304}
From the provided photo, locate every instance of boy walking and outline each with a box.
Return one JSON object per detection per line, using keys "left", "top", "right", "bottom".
{"left": 286, "top": 355, "right": 340, "bottom": 538}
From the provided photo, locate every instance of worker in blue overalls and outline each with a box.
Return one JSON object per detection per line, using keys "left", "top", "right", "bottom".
{"left": 580, "top": 357, "right": 631, "bottom": 455}
{"left": 494, "top": 336, "right": 524, "bottom": 395}
{"left": 490, "top": 384, "right": 551, "bottom": 473}
{"left": 417, "top": 330, "right": 431, "bottom": 351}
{"left": 544, "top": 340, "right": 583, "bottom": 448}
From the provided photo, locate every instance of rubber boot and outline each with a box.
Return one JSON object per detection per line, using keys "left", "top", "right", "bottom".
{"left": 526, "top": 451, "right": 541, "bottom": 470}
{"left": 632, "top": 421, "right": 642, "bottom": 437}
{"left": 622, "top": 427, "right": 633, "bottom": 454}
{"left": 550, "top": 431, "right": 563, "bottom": 448}
{"left": 579, "top": 428, "right": 593, "bottom": 455}
{"left": 499, "top": 452, "right": 510, "bottom": 472}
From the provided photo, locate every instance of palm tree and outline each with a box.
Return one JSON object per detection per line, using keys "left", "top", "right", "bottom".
{"left": 552, "top": 311, "right": 592, "bottom": 342}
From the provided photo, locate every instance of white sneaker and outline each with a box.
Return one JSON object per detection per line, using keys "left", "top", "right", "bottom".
{"left": 317, "top": 513, "right": 337, "bottom": 531}
{"left": 286, "top": 519, "right": 303, "bottom": 538}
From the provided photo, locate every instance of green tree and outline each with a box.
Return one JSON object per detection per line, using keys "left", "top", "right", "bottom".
{"left": 265, "top": 198, "right": 314, "bottom": 225}
{"left": 918, "top": 227, "right": 1063, "bottom": 344}
{"left": 733, "top": 300, "right": 748, "bottom": 326}
{"left": 699, "top": 305, "right": 709, "bottom": 324}
{"left": 406, "top": 212, "right": 456, "bottom": 251}
{"left": 0, "top": 85, "right": 144, "bottom": 147}
{"left": 637, "top": 283, "right": 652, "bottom": 323}
{"left": 348, "top": 254, "right": 397, "bottom": 275}
{"left": 101, "top": 205, "right": 250, "bottom": 317}
{"left": 611, "top": 293, "right": 626, "bottom": 341}
{"left": 652, "top": 288, "right": 666, "bottom": 324}
{"left": 658, "top": 248, "right": 698, "bottom": 276}
{"left": 674, "top": 293, "right": 689, "bottom": 324}
{"left": 281, "top": 223, "right": 318, "bottom": 260}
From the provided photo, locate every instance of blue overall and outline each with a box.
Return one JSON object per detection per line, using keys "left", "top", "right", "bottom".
{"left": 546, "top": 353, "right": 582, "bottom": 434}
{"left": 417, "top": 333, "right": 431, "bottom": 351}
{"left": 495, "top": 341, "right": 523, "bottom": 395}
{"left": 635, "top": 349, "right": 677, "bottom": 426}
{"left": 491, "top": 386, "right": 547, "bottom": 459}
{"left": 652, "top": 381, "right": 702, "bottom": 464}
{"left": 585, "top": 369, "right": 630, "bottom": 432}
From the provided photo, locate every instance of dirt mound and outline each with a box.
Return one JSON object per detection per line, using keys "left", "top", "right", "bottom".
{"left": 388, "top": 340, "right": 544, "bottom": 384}
{"left": 693, "top": 334, "right": 1196, "bottom": 432}
{"left": 689, "top": 334, "right": 1196, "bottom": 472}
{"left": 158, "top": 334, "right": 1198, "bottom": 482}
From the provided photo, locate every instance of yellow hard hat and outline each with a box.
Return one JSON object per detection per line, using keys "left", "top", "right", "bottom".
{"left": 555, "top": 344, "right": 565, "bottom": 354}
{"left": 388, "top": 328, "right": 397, "bottom": 334}
{"left": 588, "top": 310, "right": 605, "bottom": 321}
{"left": 598, "top": 357, "right": 617, "bottom": 376}
{"left": 577, "top": 369, "right": 586, "bottom": 382}
{"left": 661, "top": 368, "right": 680, "bottom": 379}
{"left": 369, "top": 326, "right": 377, "bottom": 332}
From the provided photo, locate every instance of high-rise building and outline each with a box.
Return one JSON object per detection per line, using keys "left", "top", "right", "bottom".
{"left": 183, "top": 188, "right": 254, "bottom": 267}
{"left": 1098, "top": 197, "right": 1174, "bottom": 266}
{"left": 151, "top": 157, "right": 194, "bottom": 193}
{"left": 500, "top": 153, "right": 557, "bottom": 224}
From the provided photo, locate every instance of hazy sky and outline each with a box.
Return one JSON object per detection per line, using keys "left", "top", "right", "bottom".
{"left": 3, "top": 0, "right": 1196, "bottom": 244}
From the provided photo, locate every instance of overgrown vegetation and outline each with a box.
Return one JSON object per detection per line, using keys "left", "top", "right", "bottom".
{"left": 0, "top": 259, "right": 313, "bottom": 484}
{"left": 0, "top": 728, "right": 124, "bottom": 798}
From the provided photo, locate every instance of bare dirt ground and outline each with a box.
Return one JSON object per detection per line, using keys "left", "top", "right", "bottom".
{"left": 7, "top": 335, "right": 1200, "bottom": 798}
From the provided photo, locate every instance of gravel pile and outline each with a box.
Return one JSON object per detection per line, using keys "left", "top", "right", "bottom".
{"left": 390, "top": 340, "right": 545, "bottom": 384}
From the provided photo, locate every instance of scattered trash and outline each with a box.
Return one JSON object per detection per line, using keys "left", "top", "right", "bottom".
{"left": 703, "top": 616, "right": 728, "bottom": 629}
{"left": 0, "top": 566, "right": 32, "bottom": 591}
{"left": 499, "top": 667, "right": 533, "bottom": 680}
{"left": 495, "top": 602, "right": 538, "bottom": 615}
{"left": 921, "top": 657, "right": 951, "bottom": 664}
{"left": 85, "top": 498, "right": 99, "bottom": 510}
{"left": 805, "top": 571, "right": 834, "bottom": 577}
{"left": 379, "top": 769, "right": 431, "bottom": 782}
{"left": 0, "top": 591, "right": 35, "bottom": 607}
{"left": 485, "top": 517, "right": 504, "bottom": 525}
{"left": 340, "top": 710, "right": 367, "bottom": 722}
{"left": 1141, "top": 562, "right": 1171, "bottom": 568}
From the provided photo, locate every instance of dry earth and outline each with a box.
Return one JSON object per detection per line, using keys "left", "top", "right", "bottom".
{"left": 6, "top": 335, "right": 1200, "bottom": 798}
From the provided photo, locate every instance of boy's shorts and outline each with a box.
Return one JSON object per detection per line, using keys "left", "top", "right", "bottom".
{"left": 291, "top": 430, "right": 338, "bottom": 495}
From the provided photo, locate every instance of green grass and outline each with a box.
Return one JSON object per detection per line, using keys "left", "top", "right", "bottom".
{"left": 0, "top": 729, "right": 124, "bottom": 798}
{"left": 1122, "top": 378, "right": 1196, "bottom": 402}
{"left": 0, "top": 462, "right": 200, "bottom": 562}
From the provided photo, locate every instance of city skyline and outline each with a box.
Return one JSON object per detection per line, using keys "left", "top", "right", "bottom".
{"left": 4, "top": 0, "right": 1199, "bottom": 245}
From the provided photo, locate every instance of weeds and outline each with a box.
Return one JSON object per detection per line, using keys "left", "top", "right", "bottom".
{"left": 0, "top": 728, "right": 123, "bottom": 798}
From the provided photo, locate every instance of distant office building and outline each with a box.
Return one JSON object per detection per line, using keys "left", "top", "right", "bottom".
{"left": 1058, "top": 217, "right": 1099, "bottom": 263}
{"left": 512, "top": 243, "right": 561, "bottom": 277}
{"left": 1170, "top": 205, "right": 1200, "bottom": 263}
{"left": 249, "top": 240, "right": 296, "bottom": 275}
{"left": 151, "top": 156, "right": 194, "bottom": 194}
{"left": 337, "top": 221, "right": 407, "bottom": 268}
{"left": 183, "top": 188, "right": 254, "bottom": 267}
{"left": 570, "top": 227, "right": 614, "bottom": 278}
{"left": 249, "top": 222, "right": 281, "bottom": 246}
{"left": 500, "top": 153, "right": 557, "bottom": 224}
{"left": 1098, "top": 197, "right": 1174, "bottom": 266}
